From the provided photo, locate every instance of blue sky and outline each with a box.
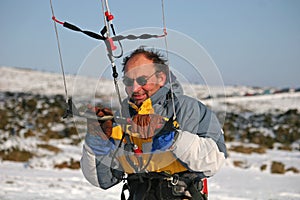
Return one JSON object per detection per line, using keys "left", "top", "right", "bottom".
{"left": 1, "top": 0, "right": 300, "bottom": 87}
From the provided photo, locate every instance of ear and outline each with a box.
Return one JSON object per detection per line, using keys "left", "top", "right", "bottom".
{"left": 157, "top": 72, "right": 167, "bottom": 86}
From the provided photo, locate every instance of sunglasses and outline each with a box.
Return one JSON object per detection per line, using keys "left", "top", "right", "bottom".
{"left": 122, "top": 71, "right": 158, "bottom": 86}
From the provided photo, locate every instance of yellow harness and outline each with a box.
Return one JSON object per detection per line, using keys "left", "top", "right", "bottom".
{"left": 110, "top": 98, "right": 187, "bottom": 175}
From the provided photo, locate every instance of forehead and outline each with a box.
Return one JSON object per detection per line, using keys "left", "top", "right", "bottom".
{"left": 124, "top": 64, "right": 156, "bottom": 78}
{"left": 124, "top": 54, "right": 155, "bottom": 72}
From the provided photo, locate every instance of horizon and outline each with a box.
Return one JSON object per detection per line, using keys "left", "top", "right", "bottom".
{"left": 1, "top": 65, "right": 299, "bottom": 90}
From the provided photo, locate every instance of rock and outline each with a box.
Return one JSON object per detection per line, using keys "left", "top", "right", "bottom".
{"left": 271, "top": 161, "right": 285, "bottom": 174}
{"left": 229, "top": 145, "right": 266, "bottom": 154}
{"left": 0, "top": 148, "right": 34, "bottom": 162}
{"left": 260, "top": 164, "right": 267, "bottom": 171}
{"left": 54, "top": 158, "right": 80, "bottom": 170}
{"left": 285, "top": 167, "right": 299, "bottom": 174}
{"left": 233, "top": 160, "right": 249, "bottom": 169}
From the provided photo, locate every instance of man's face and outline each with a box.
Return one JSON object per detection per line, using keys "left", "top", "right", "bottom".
{"left": 123, "top": 54, "right": 166, "bottom": 106}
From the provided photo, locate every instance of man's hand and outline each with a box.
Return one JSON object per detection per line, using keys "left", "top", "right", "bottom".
{"left": 87, "top": 106, "right": 113, "bottom": 140}
{"left": 131, "top": 114, "right": 164, "bottom": 139}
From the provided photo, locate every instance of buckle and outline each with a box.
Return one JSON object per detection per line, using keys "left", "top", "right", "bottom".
{"left": 165, "top": 174, "right": 179, "bottom": 185}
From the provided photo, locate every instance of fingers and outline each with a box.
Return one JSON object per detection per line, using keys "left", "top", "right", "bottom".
{"left": 102, "top": 108, "right": 113, "bottom": 116}
{"left": 86, "top": 105, "right": 113, "bottom": 139}
{"left": 94, "top": 107, "right": 113, "bottom": 117}
{"left": 87, "top": 119, "right": 112, "bottom": 139}
{"left": 131, "top": 114, "right": 165, "bottom": 138}
{"left": 102, "top": 120, "right": 113, "bottom": 137}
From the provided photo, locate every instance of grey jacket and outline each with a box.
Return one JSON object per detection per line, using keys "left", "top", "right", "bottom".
{"left": 81, "top": 80, "right": 227, "bottom": 189}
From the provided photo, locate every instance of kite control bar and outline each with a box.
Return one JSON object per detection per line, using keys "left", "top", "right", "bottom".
{"left": 62, "top": 98, "right": 178, "bottom": 132}
{"left": 62, "top": 98, "right": 129, "bottom": 124}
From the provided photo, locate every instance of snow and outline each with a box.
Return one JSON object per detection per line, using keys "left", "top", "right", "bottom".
{"left": 210, "top": 165, "right": 300, "bottom": 200}
{"left": 215, "top": 92, "right": 300, "bottom": 113}
{"left": 0, "top": 161, "right": 122, "bottom": 200}
{"left": 1, "top": 149, "right": 300, "bottom": 200}
{"left": 1, "top": 66, "right": 300, "bottom": 199}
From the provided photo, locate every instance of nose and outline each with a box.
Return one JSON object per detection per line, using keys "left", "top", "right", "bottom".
{"left": 132, "top": 80, "right": 142, "bottom": 92}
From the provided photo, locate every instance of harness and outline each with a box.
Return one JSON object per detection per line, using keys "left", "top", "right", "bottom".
{"left": 110, "top": 92, "right": 208, "bottom": 200}
{"left": 121, "top": 172, "right": 208, "bottom": 200}
{"left": 109, "top": 92, "right": 180, "bottom": 170}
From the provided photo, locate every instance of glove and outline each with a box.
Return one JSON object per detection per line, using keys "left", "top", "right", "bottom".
{"left": 86, "top": 105, "right": 113, "bottom": 140}
{"left": 131, "top": 114, "right": 164, "bottom": 139}
{"left": 85, "top": 133, "right": 115, "bottom": 155}
{"left": 151, "top": 117, "right": 179, "bottom": 151}
{"left": 85, "top": 105, "right": 115, "bottom": 155}
{"left": 151, "top": 131, "right": 177, "bottom": 152}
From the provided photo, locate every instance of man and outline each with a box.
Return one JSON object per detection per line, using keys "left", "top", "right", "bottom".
{"left": 81, "top": 47, "right": 227, "bottom": 199}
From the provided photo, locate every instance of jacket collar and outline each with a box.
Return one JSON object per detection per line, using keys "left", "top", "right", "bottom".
{"left": 150, "top": 79, "right": 183, "bottom": 106}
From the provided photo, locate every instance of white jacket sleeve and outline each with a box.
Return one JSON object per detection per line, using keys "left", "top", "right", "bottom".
{"left": 170, "top": 130, "right": 226, "bottom": 177}
{"left": 80, "top": 143, "right": 121, "bottom": 189}
{"left": 80, "top": 144, "right": 101, "bottom": 187}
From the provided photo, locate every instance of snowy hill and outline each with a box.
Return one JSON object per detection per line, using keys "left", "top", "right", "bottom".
{"left": 1, "top": 66, "right": 300, "bottom": 113}
{"left": 0, "top": 66, "right": 118, "bottom": 97}
{"left": 0, "top": 66, "right": 254, "bottom": 102}
{"left": 1, "top": 66, "right": 300, "bottom": 200}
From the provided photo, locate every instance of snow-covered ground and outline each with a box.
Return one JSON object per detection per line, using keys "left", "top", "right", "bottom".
{"left": 1, "top": 66, "right": 300, "bottom": 200}
{"left": 1, "top": 149, "right": 300, "bottom": 200}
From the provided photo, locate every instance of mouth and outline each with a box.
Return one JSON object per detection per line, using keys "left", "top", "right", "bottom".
{"left": 132, "top": 93, "right": 147, "bottom": 100}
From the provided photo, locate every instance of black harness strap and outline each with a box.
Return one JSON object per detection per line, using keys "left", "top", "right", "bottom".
{"left": 178, "top": 176, "right": 207, "bottom": 200}
{"left": 122, "top": 172, "right": 207, "bottom": 200}
{"left": 189, "top": 184, "right": 207, "bottom": 200}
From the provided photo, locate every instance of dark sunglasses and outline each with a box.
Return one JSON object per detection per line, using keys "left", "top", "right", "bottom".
{"left": 122, "top": 71, "right": 158, "bottom": 86}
